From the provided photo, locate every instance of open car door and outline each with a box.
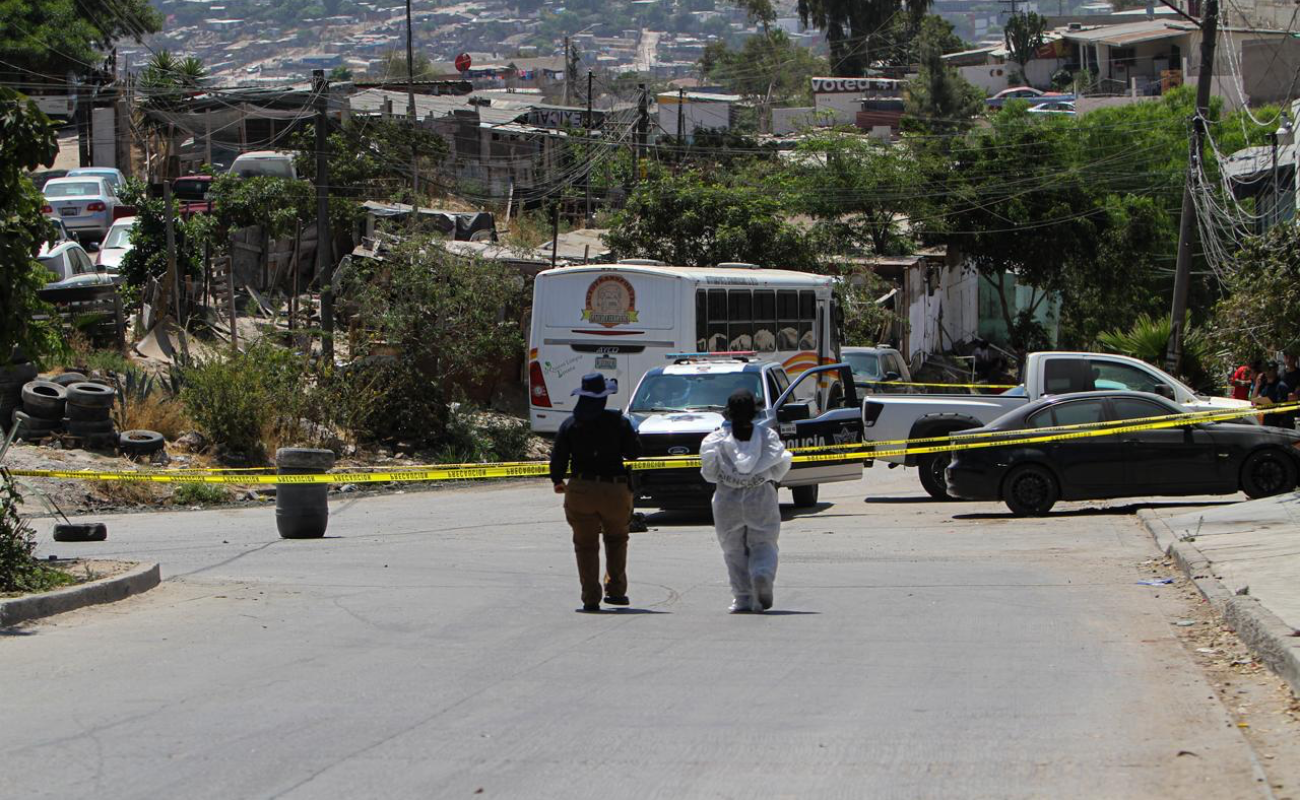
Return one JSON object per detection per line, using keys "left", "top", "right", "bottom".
{"left": 773, "top": 363, "right": 864, "bottom": 488}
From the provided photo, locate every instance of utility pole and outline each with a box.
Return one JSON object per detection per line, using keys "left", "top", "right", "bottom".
{"left": 634, "top": 83, "right": 648, "bottom": 184}
{"left": 676, "top": 88, "right": 685, "bottom": 142}
{"left": 405, "top": 0, "right": 419, "bottom": 195}
{"left": 312, "top": 69, "right": 334, "bottom": 361}
{"left": 584, "top": 69, "right": 593, "bottom": 226}
{"left": 1165, "top": 0, "right": 1219, "bottom": 372}
{"left": 564, "top": 37, "right": 572, "bottom": 106}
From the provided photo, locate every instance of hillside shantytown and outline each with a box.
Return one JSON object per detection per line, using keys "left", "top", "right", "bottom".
{"left": 2, "top": 0, "right": 1300, "bottom": 796}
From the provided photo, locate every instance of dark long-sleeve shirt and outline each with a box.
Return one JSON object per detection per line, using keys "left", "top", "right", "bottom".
{"left": 549, "top": 410, "right": 641, "bottom": 485}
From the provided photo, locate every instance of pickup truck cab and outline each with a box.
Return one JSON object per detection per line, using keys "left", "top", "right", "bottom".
{"left": 862, "top": 351, "right": 1252, "bottom": 499}
{"left": 628, "top": 354, "right": 863, "bottom": 510}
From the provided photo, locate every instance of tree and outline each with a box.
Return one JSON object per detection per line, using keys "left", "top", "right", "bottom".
{"left": 0, "top": 0, "right": 161, "bottom": 78}
{"left": 605, "top": 172, "right": 817, "bottom": 269}
{"left": 796, "top": 0, "right": 932, "bottom": 76}
{"left": 701, "top": 31, "right": 829, "bottom": 111}
{"left": 328, "top": 65, "right": 353, "bottom": 82}
{"left": 1209, "top": 221, "right": 1300, "bottom": 358}
{"left": 902, "top": 26, "right": 985, "bottom": 135}
{"left": 874, "top": 14, "right": 968, "bottom": 68}
{"left": 115, "top": 179, "right": 211, "bottom": 298}
{"left": 370, "top": 50, "right": 436, "bottom": 81}
{"left": 1003, "top": 11, "right": 1048, "bottom": 79}
{"left": 790, "top": 132, "right": 917, "bottom": 255}
{"left": 0, "top": 87, "right": 61, "bottom": 361}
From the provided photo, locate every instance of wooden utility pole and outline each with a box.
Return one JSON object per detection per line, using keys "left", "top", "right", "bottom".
{"left": 1166, "top": 0, "right": 1220, "bottom": 372}
{"left": 633, "top": 84, "right": 648, "bottom": 184}
{"left": 313, "top": 69, "right": 335, "bottom": 360}
{"left": 563, "top": 37, "right": 572, "bottom": 106}
{"left": 585, "top": 70, "right": 593, "bottom": 226}
{"left": 163, "top": 182, "right": 190, "bottom": 361}
{"left": 405, "top": 0, "right": 419, "bottom": 195}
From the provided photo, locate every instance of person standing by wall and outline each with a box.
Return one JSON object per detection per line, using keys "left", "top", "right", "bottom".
{"left": 700, "top": 389, "right": 793, "bottom": 614}
{"left": 550, "top": 373, "right": 641, "bottom": 613}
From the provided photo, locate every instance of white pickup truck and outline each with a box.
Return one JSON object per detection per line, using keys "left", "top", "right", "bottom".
{"left": 862, "top": 351, "right": 1251, "bottom": 499}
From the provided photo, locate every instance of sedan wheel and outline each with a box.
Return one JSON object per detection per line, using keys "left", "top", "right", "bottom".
{"left": 1002, "top": 464, "right": 1059, "bottom": 516}
{"left": 917, "top": 453, "right": 952, "bottom": 500}
{"left": 1240, "top": 449, "right": 1298, "bottom": 499}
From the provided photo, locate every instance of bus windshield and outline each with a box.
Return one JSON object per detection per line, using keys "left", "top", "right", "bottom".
{"left": 630, "top": 372, "right": 764, "bottom": 412}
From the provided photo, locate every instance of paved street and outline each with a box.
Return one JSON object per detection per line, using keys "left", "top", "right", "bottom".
{"left": 0, "top": 467, "right": 1277, "bottom": 799}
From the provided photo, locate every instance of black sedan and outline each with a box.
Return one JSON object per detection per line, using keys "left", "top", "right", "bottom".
{"left": 944, "top": 391, "right": 1300, "bottom": 516}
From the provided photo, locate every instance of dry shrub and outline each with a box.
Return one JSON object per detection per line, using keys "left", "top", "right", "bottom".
{"left": 119, "top": 393, "right": 193, "bottom": 440}
{"left": 92, "top": 479, "right": 167, "bottom": 506}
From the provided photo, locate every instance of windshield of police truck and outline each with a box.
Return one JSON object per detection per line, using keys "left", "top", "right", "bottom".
{"left": 630, "top": 372, "right": 764, "bottom": 412}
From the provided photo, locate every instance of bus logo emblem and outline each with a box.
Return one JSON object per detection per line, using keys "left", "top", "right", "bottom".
{"left": 582, "top": 276, "right": 638, "bottom": 327}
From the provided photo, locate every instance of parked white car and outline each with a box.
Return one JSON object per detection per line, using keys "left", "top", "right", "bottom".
{"left": 96, "top": 216, "right": 137, "bottom": 271}
{"left": 842, "top": 345, "right": 913, "bottom": 394}
{"left": 42, "top": 176, "right": 121, "bottom": 240}
{"left": 66, "top": 167, "right": 127, "bottom": 193}
{"left": 1028, "top": 100, "right": 1076, "bottom": 116}
{"left": 38, "top": 241, "right": 115, "bottom": 290}
{"left": 228, "top": 151, "right": 298, "bottom": 179}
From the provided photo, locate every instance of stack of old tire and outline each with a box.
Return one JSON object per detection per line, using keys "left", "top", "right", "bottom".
{"left": 62, "top": 381, "right": 118, "bottom": 449}
{"left": 15, "top": 380, "right": 67, "bottom": 441}
{"left": 0, "top": 352, "right": 38, "bottom": 435}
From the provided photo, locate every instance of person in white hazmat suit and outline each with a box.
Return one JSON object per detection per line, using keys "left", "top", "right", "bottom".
{"left": 699, "top": 389, "right": 793, "bottom": 613}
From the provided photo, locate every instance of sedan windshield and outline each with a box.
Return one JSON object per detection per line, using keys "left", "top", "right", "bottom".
{"left": 844, "top": 352, "right": 881, "bottom": 382}
{"left": 103, "top": 225, "right": 134, "bottom": 249}
{"left": 45, "top": 182, "right": 100, "bottom": 198}
{"left": 631, "top": 372, "right": 763, "bottom": 412}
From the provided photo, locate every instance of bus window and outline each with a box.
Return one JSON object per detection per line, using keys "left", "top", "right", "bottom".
{"left": 798, "top": 291, "right": 817, "bottom": 350}
{"left": 695, "top": 291, "right": 707, "bottom": 351}
{"left": 707, "top": 289, "right": 728, "bottom": 352}
{"left": 754, "top": 290, "right": 776, "bottom": 352}
{"left": 777, "top": 290, "right": 799, "bottom": 350}
{"left": 728, "top": 290, "right": 752, "bottom": 351}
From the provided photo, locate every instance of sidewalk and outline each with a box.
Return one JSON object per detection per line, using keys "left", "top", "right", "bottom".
{"left": 1141, "top": 493, "right": 1300, "bottom": 696}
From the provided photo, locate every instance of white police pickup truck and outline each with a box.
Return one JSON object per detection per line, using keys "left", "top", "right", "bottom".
{"left": 862, "top": 350, "right": 1252, "bottom": 499}
{"left": 626, "top": 354, "right": 863, "bottom": 510}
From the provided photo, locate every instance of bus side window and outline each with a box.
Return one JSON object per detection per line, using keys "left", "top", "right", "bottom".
{"left": 754, "top": 290, "right": 776, "bottom": 352}
{"left": 728, "top": 290, "right": 752, "bottom": 351}
{"left": 777, "top": 290, "right": 799, "bottom": 351}
{"left": 695, "top": 290, "right": 707, "bottom": 352}
{"left": 798, "top": 291, "right": 817, "bottom": 351}
{"left": 707, "top": 289, "right": 728, "bottom": 352}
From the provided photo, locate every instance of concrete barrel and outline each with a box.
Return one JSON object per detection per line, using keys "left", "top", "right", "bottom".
{"left": 275, "top": 447, "right": 336, "bottom": 539}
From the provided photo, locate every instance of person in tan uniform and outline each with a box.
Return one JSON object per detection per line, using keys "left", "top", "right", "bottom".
{"left": 550, "top": 373, "right": 642, "bottom": 612}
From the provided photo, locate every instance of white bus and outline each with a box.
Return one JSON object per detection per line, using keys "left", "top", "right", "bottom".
{"left": 527, "top": 262, "right": 843, "bottom": 433}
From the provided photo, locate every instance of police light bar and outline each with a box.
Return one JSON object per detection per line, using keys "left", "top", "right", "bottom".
{"left": 666, "top": 351, "right": 757, "bottom": 359}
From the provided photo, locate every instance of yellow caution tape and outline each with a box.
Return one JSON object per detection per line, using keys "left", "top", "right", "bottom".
{"left": 9, "top": 402, "right": 1293, "bottom": 486}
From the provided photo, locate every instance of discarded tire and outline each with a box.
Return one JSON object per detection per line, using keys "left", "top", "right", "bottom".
{"left": 11, "top": 409, "right": 57, "bottom": 440}
{"left": 120, "top": 429, "right": 165, "bottom": 456}
{"left": 51, "top": 372, "right": 87, "bottom": 387}
{"left": 65, "top": 418, "right": 116, "bottom": 437}
{"left": 275, "top": 447, "right": 335, "bottom": 540}
{"left": 64, "top": 381, "right": 116, "bottom": 408}
{"left": 22, "top": 380, "right": 67, "bottom": 419}
{"left": 52, "top": 522, "right": 108, "bottom": 542}
{"left": 65, "top": 402, "right": 112, "bottom": 422}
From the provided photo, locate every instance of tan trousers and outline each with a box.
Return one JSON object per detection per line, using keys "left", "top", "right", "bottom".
{"left": 564, "top": 478, "right": 633, "bottom": 606}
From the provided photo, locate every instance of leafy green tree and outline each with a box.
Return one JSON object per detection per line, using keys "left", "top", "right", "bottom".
{"left": 369, "top": 50, "right": 436, "bottom": 81}
{"left": 328, "top": 66, "right": 353, "bottom": 82}
{"left": 1209, "top": 221, "right": 1300, "bottom": 357}
{"left": 0, "top": 87, "right": 61, "bottom": 361}
{"left": 115, "top": 179, "right": 210, "bottom": 297}
{"left": 874, "top": 14, "right": 968, "bottom": 67}
{"left": 1003, "top": 11, "right": 1048, "bottom": 80}
{"left": 701, "top": 31, "right": 830, "bottom": 109}
{"left": 796, "top": 0, "right": 932, "bottom": 76}
{"left": 605, "top": 172, "right": 817, "bottom": 269}
{"left": 902, "top": 26, "right": 985, "bottom": 135}
{"left": 0, "top": 0, "right": 161, "bottom": 78}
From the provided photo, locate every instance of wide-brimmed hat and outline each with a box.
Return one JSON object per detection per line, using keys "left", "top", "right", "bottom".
{"left": 572, "top": 372, "right": 618, "bottom": 398}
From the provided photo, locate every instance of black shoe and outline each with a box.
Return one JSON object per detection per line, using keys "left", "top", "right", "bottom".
{"left": 577, "top": 603, "right": 601, "bottom": 613}
{"left": 604, "top": 595, "right": 630, "bottom": 606}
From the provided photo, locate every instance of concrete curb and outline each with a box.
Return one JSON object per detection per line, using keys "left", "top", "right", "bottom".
{"left": 0, "top": 561, "right": 161, "bottom": 627}
{"left": 1138, "top": 509, "right": 1300, "bottom": 698}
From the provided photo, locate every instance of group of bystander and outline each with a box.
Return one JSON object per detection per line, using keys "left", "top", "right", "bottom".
{"left": 1230, "top": 353, "right": 1300, "bottom": 428}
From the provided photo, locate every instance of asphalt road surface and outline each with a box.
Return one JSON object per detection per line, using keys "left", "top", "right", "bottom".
{"left": 1, "top": 466, "right": 1276, "bottom": 799}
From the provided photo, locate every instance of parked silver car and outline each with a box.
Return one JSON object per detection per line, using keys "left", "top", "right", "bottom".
{"left": 66, "top": 167, "right": 127, "bottom": 193}
{"left": 38, "top": 241, "right": 115, "bottom": 290}
{"left": 96, "top": 216, "right": 137, "bottom": 272}
{"left": 42, "top": 176, "right": 121, "bottom": 240}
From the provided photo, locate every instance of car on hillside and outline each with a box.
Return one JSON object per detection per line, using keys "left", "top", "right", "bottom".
{"left": 843, "top": 345, "right": 913, "bottom": 394}
{"left": 96, "top": 216, "right": 137, "bottom": 271}
{"left": 173, "top": 174, "right": 215, "bottom": 215}
{"left": 945, "top": 390, "right": 1300, "bottom": 516}
{"left": 628, "top": 354, "right": 863, "bottom": 509}
{"left": 67, "top": 167, "right": 126, "bottom": 193}
{"left": 41, "top": 176, "right": 122, "bottom": 240}
{"left": 1028, "top": 100, "right": 1076, "bottom": 115}
{"left": 987, "top": 87, "right": 1074, "bottom": 108}
{"left": 38, "top": 240, "right": 116, "bottom": 290}
{"left": 228, "top": 151, "right": 297, "bottom": 180}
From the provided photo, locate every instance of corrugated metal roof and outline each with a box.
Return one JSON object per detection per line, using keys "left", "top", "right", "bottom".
{"left": 1223, "top": 143, "right": 1297, "bottom": 182}
{"left": 349, "top": 88, "right": 525, "bottom": 125}
{"left": 1061, "top": 20, "right": 1197, "bottom": 46}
